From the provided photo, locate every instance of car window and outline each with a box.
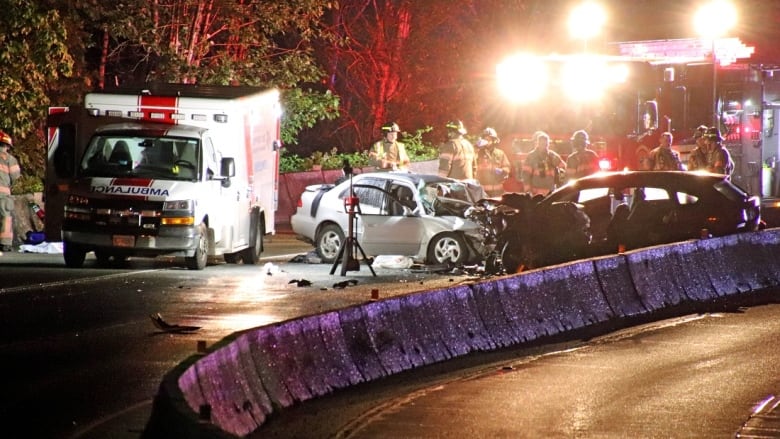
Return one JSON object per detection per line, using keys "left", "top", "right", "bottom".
{"left": 339, "top": 177, "right": 386, "bottom": 214}
{"left": 577, "top": 187, "right": 609, "bottom": 203}
{"left": 643, "top": 187, "right": 670, "bottom": 200}
{"left": 675, "top": 191, "right": 699, "bottom": 205}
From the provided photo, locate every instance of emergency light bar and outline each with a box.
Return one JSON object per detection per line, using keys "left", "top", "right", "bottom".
{"left": 86, "top": 107, "right": 229, "bottom": 123}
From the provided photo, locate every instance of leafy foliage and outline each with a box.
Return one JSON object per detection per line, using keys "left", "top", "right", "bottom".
{"left": 279, "top": 126, "right": 436, "bottom": 173}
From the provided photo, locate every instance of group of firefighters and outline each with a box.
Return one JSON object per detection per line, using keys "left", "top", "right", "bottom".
{"left": 368, "top": 120, "right": 735, "bottom": 199}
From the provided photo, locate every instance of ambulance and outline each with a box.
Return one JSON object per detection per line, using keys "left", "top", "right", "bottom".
{"left": 46, "top": 84, "right": 281, "bottom": 269}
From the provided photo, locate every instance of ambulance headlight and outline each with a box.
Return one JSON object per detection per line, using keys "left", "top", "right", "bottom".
{"left": 163, "top": 200, "right": 194, "bottom": 211}
{"left": 67, "top": 194, "right": 90, "bottom": 206}
{"left": 162, "top": 200, "right": 195, "bottom": 226}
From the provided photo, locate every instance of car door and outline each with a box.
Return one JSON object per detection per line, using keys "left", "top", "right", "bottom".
{"left": 356, "top": 180, "right": 427, "bottom": 256}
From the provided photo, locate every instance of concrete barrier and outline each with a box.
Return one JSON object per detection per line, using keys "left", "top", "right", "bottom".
{"left": 626, "top": 245, "right": 688, "bottom": 311}
{"left": 592, "top": 254, "right": 646, "bottom": 317}
{"left": 145, "top": 229, "right": 780, "bottom": 438}
{"left": 668, "top": 240, "right": 719, "bottom": 302}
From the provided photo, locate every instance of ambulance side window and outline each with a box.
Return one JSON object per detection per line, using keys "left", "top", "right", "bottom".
{"left": 203, "top": 137, "right": 219, "bottom": 179}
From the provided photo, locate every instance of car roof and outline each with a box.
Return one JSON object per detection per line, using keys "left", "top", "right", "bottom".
{"left": 354, "top": 172, "right": 456, "bottom": 186}
{"left": 546, "top": 170, "right": 742, "bottom": 200}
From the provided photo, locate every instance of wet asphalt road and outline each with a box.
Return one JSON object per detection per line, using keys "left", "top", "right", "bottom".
{"left": 3, "top": 235, "right": 780, "bottom": 438}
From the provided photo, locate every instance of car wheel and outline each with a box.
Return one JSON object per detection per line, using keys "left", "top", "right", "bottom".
{"left": 185, "top": 224, "right": 209, "bottom": 270}
{"left": 427, "top": 232, "right": 467, "bottom": 265}
{"left": 316, "top": 223, "right": 344, "bottom": 263}
{"left": 63, "top": 242, "right": 87, "bottom": 268}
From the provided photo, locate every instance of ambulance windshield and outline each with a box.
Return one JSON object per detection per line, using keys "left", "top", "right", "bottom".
{"left": 80, "top": 135, "right": 200, "bottom": 181}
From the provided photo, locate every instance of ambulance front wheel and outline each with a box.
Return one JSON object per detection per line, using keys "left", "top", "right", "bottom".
{"left": 186, "top": 224, "right": 209, "bottom": 270}
{"left": 64, "top": 242, "right": 87, "bottom": 268}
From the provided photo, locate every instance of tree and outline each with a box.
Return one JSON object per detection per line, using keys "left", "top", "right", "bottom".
{"left": 0, "top": 0, "right": 73, "bottom": 180}
{"left": 314, "top": 0, "right": 532, "bottom": 152}
{"left": 88, "top": 0, "right": 339, "bottom": 144}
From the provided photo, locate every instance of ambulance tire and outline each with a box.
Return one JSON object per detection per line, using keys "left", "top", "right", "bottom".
{"left": 240, "top": 213, "right": 263, "bottom": 265}
{"left": 64, "top": 242, "right": 87, "bottom": 268}
{"left": 186, "top": 224, "right": 209, "bottom": 270}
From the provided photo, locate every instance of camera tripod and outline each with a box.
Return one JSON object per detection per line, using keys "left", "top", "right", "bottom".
{"left": 330, "top": 162, "right": 376, "bottom": 277}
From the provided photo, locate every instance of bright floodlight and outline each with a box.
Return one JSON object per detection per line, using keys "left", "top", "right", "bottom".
{"left": 496, "top": 54, "right": 548, "bottom": 103}
{"left": 568, "top": 2, "right": 607, "bottom": 41}
{"left": 694, "top": 0, "right": 737, "bottom": 38}
{"left": 561, "top": 55, "right": 608, "bottom": 101}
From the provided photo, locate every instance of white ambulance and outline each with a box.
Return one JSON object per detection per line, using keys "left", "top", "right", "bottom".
{"left": 46, "top": 84, "right": 281, "bottom": 269}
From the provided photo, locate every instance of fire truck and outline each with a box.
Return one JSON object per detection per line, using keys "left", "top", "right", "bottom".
{"left": 46, "top": 84, "right": 282, "bottom": 269}
{"left": 497, "top": 39, "right": 780, "bottom": 215}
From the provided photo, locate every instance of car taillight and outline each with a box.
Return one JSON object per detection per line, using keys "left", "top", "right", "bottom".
{"left": 297, "top": 198, "right": 303, "bottom": 208}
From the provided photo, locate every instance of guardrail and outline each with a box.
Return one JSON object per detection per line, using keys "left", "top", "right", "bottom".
{"left": 144, "top": 229, "right": 780, "bottom": 437}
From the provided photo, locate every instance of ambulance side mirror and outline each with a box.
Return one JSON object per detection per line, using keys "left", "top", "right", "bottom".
{"left": 220, "top": 157, "right": 235, "bottom": 188}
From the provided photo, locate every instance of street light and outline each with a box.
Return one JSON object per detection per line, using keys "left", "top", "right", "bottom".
{"left": 694, "top": 0, "right": 737, "bottom": 126}
{"left": 568, "top": 2, "right": 606, "bottom": 52}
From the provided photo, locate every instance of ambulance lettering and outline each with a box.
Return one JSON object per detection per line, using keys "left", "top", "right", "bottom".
{"left": 91, "top": 185, "right": 169, "bottom": 197}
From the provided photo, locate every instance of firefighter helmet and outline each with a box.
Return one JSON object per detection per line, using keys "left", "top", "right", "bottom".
{"left": 482, "top": 127, "right": 500, "bottom": 143}
{"left": 381, "top": 122, "right": 400, "bottom": 133}
{"left": 570, "top": 130, "right": 590, "bottom": 148}
{"left": 445, "top": 120, "right": 467, "bottom": 135}
{"left": 0, "top": 130, "right": 12, "bottom": 148}
{"left": 705, "top": 127, "right": 723, "bottom": 142}
{"left": 694, "top": 125, "right": 709, "bottom": 139}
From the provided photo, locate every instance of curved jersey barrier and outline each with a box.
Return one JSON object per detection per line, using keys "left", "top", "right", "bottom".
{"left": 144, "top": 229, "right": 780, "bottom": 438}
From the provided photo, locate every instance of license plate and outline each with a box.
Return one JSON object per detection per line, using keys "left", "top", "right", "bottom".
{"left": 112, "top": 235, "right": 135, "bottom": 247}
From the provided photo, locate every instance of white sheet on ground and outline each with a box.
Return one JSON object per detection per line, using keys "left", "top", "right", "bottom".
{"left": 20, "top": 241, "right": 64, "bottom": 254}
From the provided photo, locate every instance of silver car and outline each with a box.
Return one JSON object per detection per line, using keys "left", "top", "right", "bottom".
{"left": 290, "top": 172, "right": 487, "bottom": 265}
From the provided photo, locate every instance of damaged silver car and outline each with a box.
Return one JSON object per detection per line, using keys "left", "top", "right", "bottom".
{"left": 291, "top": 172, "right": 487, "bottom": 265}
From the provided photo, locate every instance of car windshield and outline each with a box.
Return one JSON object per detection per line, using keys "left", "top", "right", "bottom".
{"left": 79, "top": 135, "right": 200, "bottom": 181}
{"left": 713, "top": 179, "right": 748, "bottom": 202}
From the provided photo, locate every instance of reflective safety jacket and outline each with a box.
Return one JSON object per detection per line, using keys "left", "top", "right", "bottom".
{"left": 438, "top": 137, "right": 475, "bottom": 180}
{"left": 475, "top": 146, "right": 511, "bottom": 196}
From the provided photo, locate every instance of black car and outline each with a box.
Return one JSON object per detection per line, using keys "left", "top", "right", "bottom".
{"left": 499, "top": 171, "right": 761, "bottom": 271}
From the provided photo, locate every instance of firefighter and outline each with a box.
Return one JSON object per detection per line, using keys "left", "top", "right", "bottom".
{"left": 647, "top": 131, "right": 683, "bottom": 171}
{"left": 0, "top": 131, "right": 20, "bottom": 251}
{"left": 687, "top": 125, "right": 709, "bottom": 171}
{"left": 522, "top": 131, "right": 566, "bottom": 196}
{"left": 475, "top": 127, "right": 511, "bottom": 197}
{"left": 705, "top": 127, "right": 735, "bottom": 178}
{"left": 565, "top": 130, "right": 600, "bottom": 180}
{"left": 369, "top": 121, "right": 410, "bottom": 171}
{"left": 438, "top": 120, "right": 475, "bottom": 180}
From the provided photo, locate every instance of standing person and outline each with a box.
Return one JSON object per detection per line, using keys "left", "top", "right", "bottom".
{"left": 647, "top": 131, "right": 684, "bottom": 171}
{"left": 438, "top": 119, "right": 475, "bottom": 181}
{"left": 475, "top": 127, "right": 511, "bottom": 197}
{"left": 687, "top": 125, "right": 709, "bottom": 171}
{"left": 565, "top": 130, "right": 600, "bottom": 180}
{"left": 0, "top": 131, "right": 20, "bottom": 251}
{"left": 705, "top": 127, "right": 735, "bottom": 177}
{"left": 522, "top": 131, "right": 566, "bottom": 196}
{"left": 368, "top": 122, "right": 410, "bottom": 171}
